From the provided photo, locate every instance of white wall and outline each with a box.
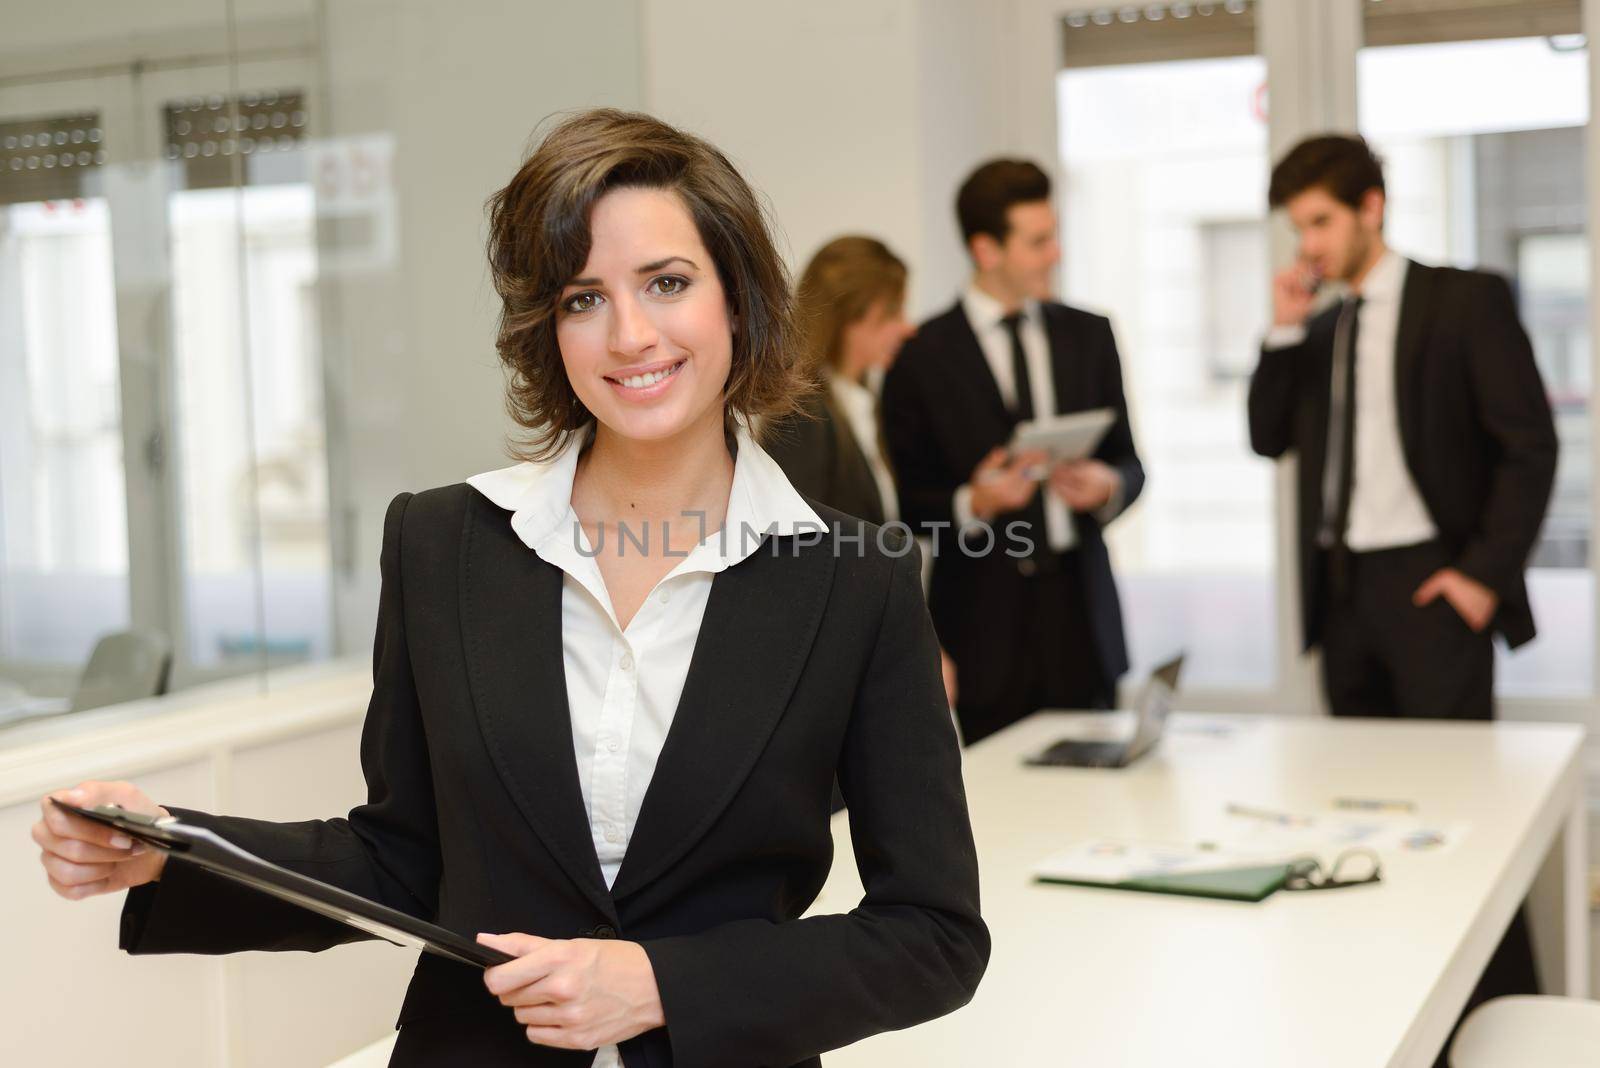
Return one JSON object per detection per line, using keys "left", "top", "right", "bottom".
{"left": 911, "top": 0, "right": 1015, "bottom": 312}
{"left": 641, "top": 0, "right": 1016, "bottom": 321}
{"left": 641, "top": 0, "right": 924, "bottom": 300}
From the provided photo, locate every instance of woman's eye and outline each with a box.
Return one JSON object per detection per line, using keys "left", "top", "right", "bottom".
{"left": 563, "top": 291, "right": 602, "bottom": 314}
{"left": 649, "top": 275, "right": 689, "bottom": 297}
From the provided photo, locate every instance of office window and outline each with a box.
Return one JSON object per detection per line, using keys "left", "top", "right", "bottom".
{"left": 0, "top": 111, "right": 130, "bottom": 669}
{"left": 1359, "top": 34, "right": 1592, "bottom": 696}
{"left": 0, "top": 40, "right": 347, "bottom": 712}
{"left": 0, "top": 197, "right": 129, "bottom": 664}
{"left": 1058, "top": 53, "right": 1275, "bottom": 691}
{"left": 166, "top": 91, "right": 330, "bottom": 670}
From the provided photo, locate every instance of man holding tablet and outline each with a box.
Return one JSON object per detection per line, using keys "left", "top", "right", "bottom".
{"left": 883, "top": 158, "right": 1145, "bottom": 744}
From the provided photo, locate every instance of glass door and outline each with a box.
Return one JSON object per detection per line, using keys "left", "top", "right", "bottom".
{"left": 0, "top": 45, "right": 332, "bottom": 703}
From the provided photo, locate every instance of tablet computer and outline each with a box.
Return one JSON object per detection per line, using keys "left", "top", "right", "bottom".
{"left": 51, "top": 798, "right": 514, "bottom": 969}
{"left": 1008, "top": 407, "right": 1117, "bottom": 465}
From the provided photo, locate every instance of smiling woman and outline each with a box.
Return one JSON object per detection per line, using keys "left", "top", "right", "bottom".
{"left": 33, "top": 107, "right": 988, "bottom": 1068}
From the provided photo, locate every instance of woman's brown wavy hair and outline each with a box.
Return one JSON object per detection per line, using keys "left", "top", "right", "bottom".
{"left": 486, "top": 108, "right": 811, "bottom": 461}
{"left": 795, "top": 236, "right": 908, "bottom": 378}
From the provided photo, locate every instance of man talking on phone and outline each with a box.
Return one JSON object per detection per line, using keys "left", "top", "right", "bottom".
{"left": 882, "top": 159, "right": 1144, "bottom": 745}
{"left": 1251, "top": 133, "right": 1558, "bottom": 1042}
{"left": 1250, "top": 134, "right": 1556, "bottom": 722}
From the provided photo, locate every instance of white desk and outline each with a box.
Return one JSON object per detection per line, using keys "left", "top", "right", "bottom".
{"left": 809, "top": 712, "right": 1589, "bottom": 1068}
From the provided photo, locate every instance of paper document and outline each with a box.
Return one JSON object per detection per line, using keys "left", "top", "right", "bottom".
{"left": 1220, "top": 804, "right": 1470, "bottom": 858}
{"left": 1034, "top": 839, "right": 1270, "bottom": 883}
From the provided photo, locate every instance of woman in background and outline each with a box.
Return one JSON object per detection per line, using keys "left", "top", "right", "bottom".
{"left": 767, "top": 236, "right": 912, "bottom": 526}
{"left": 767, "top": 236, "right": 958, "bottom": 708}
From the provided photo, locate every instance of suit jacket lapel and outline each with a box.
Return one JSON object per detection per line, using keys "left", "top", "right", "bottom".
{"left": 1295, "top": 304, "right": 1342, "bottom": 502}
{"left": 610, "top": 536, "right": 836, "bottom": 900}
{"left": 1042, "top": 304, "right": 1080, "bottom": 413}
{"left": 823, "top": 394, "right": 887, "bottom": 526}
{"left": 1393, "top": 260, "right": 1436, "bottom": 476}
{"left": 459, "top": 492, "right": 616, "bottom": 919}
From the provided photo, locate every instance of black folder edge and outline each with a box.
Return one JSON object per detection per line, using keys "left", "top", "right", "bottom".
{"left": 52, "top": 798, "right": 514, "bottom": 968}
{"left": 1033, "top": 862, "right": 1294, "bottom": 903}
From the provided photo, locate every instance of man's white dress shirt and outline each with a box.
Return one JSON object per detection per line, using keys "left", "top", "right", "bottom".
{"left": 950, "top": 285, "right": 1127, "bottom": 549}
{"left": 1264, "top": 250, "right": 1438, "bottom": 550}
{"left": 953, "top": 285, "right": 1075, "bottom": 550}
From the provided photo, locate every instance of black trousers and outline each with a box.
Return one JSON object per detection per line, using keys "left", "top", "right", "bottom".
{"left": 1320, "top": 539, "right": 1494, "bottom": 720}
{"left": 955, "top": 549, "right": 1110, "bottom": 746}
{"left": 1316, "top": 540, "right": 1537, "bottom": 1065}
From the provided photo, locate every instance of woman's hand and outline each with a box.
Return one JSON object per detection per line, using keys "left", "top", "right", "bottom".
{"left": 478, "top": 932, "right": 665, "bottom": 1051}
{"left": 34, "top": 781, "right": 169, "bottom": 900}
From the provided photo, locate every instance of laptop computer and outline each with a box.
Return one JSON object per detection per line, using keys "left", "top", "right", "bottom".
{"left": 1025, "top": 653, "right": 1186, "bottom": 769}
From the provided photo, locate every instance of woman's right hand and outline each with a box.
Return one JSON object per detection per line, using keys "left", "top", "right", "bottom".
{"left": 33, "top": 781, "right": 169, "bottom": 900}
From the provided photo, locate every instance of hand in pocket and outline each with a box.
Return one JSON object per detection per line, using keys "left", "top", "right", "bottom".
{"left": 1413, "top": 568, "right": 1497, "bottom": 632}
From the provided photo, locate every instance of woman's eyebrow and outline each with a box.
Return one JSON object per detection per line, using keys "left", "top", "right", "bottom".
{"left": 636, "top": 255, "right": 698, "bottom": 273}
{"left": 564, "top": 255, "right": 700, "bottom": 288}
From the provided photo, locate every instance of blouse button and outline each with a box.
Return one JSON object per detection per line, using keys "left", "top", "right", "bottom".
{"left": 659, "top": 588, "right": 672, "bottom": 604}
{"left": 619, "top": 652, "right": 634, "bottom": 671}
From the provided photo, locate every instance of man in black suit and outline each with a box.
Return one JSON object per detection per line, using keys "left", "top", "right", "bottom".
{"left": 1250, "top": 135, "right": 1556, "bottom": 1033}
{"left": 1249, "top": 134, "right": 1557, "bottom": 721}
{"left": 882, "top": 159, "right": 1144, "bottom": 745}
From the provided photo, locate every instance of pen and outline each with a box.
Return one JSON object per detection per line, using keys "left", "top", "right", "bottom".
{"left": 1225, "top": 802, "right": 1311, "bottom": 826}
{"left": 1333, "top": 797, "right": 1416, "bottom": 813}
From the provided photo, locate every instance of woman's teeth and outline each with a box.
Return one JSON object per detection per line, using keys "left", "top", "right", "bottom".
{"left": 615, "top": 361, "right": 683, "bottom": 389}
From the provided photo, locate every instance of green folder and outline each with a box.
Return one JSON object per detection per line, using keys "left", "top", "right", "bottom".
{"left": 1035, "top": 863, "right": 1294, "bottom": 903}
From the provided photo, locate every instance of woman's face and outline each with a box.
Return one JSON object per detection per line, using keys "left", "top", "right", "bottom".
{"left": 555, "top": 186, "right": 733, "bottom": 446}
{"left": 839, "top": 297, "right": 914, "bottom": 378}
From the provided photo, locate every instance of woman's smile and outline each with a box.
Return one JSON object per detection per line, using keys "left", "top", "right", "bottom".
{"left": 604, "top": 357, "right": 688, "bottom": 399}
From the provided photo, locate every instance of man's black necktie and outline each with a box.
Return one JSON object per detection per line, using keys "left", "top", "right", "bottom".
{"left": 999, "top": 309, "right": 1051, "bottom": 564}
{"left": 1000, "top": 311, "right": 1035, "bottom": 422}
{"left": 1321, "top": 296, "right": 1363, "bottom": 596}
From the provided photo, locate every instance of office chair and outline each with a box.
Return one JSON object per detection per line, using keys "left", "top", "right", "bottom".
{"left": 1451, "top": 995, "right": 1600, "bottom": 1067}
{"left": 69, "top": 630, "right": 173, "bottom": 712}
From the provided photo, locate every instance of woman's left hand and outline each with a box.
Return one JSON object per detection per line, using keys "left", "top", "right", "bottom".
{"left": 478, "top": 932, "right": 666, "bottom": 1050}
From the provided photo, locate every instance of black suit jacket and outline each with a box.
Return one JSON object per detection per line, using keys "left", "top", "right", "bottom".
{"left": 119, "top": 487, "right": 988, "bottom": 1067}
{"left": 764, "top": 391, "right": 888, "bottom": 525}
{"left": 880, "top": 299, "right": 1145, "bottom": 696}
{"left": 1248, "top": 261, "right": 1557, "bottom": 650}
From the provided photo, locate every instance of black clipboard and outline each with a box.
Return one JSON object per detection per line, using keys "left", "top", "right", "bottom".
{"left": 52, "top": 798, "right": 514, "bottom": 969}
